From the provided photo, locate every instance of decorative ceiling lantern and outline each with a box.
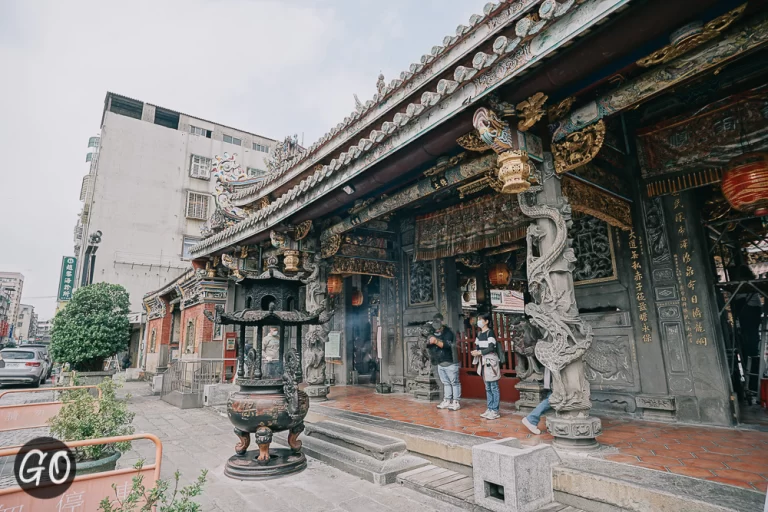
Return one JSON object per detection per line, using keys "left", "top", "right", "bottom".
{"left": 283, "top": 250, "right": 300, "bottom": 273}
{"left": 327, "top": 274, "right": 343, "bottom": 295}
{"left": 488, "top": 263, "right": 510, "bottom": 287}
{"left": 351, "top": 288, "right": 364, "bottom": 307}
{"left": 722, "top": 152, "right": 768, "bottom": 216}
{"left": 497, "top": 150, "right": 532, "bottom": 194}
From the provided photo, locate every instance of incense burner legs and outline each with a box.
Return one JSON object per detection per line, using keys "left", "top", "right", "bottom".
{"left": 224, "top": 388, "right": 310, "bottom": 480}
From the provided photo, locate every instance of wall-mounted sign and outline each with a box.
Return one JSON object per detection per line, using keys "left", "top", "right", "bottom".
{"left": 225, "top": 332, "right": 237, "bottom": 351}
{"left": 326, "top": 331, "right": 342, "bottom": 359}
{"left": 57, "top": 256, "right": 78, "bottom": 301}
{"left": 127, "top": 313, "right": 143, "bottom": 324}
{"left": 490, "top": 289, "right": 524, "bottom": 313}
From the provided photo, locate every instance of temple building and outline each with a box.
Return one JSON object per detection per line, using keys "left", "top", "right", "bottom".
{"left": 144, "top": 0, "right": 768, "bottom": 431}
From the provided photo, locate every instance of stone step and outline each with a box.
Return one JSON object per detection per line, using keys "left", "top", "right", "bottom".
{"left": 309, "top": 403, "right": 493, "bottom": 472}
{"left": 553, "top": 457, "right": 765, "bottom": 512}
{"left": 304, "top": 420, "right": 407, "bottom": 461}
{"left": 398, "top": 465, "right": 584, "bottom": 512}
{"left": 273, "top": 421, "right": 429, "bottom": 485}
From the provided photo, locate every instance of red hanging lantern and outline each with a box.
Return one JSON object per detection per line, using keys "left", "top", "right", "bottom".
{"left": 488, "top": 263, "right": 510, "bottom": 287}
{"left": 351, "top": 288, "right": 364, "bottom": 307}
{"left": 327, "top": 275, "right": 343, "bottom": 295}
{"left": 722, "top": 152, "right": 768, "bottom": 216}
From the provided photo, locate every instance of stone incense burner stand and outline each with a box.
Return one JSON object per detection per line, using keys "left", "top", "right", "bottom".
{"left": 205, "top": 256, "right": 331, "bottom": 479}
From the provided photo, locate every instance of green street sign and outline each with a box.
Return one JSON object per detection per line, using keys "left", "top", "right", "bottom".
{"left": 58, "top": 256, "right": 78, "bottom": 301}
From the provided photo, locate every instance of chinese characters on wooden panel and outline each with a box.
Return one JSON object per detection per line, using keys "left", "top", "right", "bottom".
{"left": 629, "top": 229, "right": 652, "bottom": 343}
{"left": 672, "top": 195, "right": 706, "bottom": 346}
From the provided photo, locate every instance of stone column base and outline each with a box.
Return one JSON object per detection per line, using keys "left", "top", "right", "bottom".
{"left": 515, "top": 380, "right": 548, "bottom": 413}
{"left": 305, "top": 384, "right": 329, "bottom": 402}
{"left": 547, "top": 415, "right": 602, "bottom": 451}
{"left": 412, "top": 374, "right": 440, "bottom": 402}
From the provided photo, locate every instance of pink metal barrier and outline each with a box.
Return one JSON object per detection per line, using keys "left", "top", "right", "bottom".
{"left": 0, "top": 386, "right": 102, "bottom": 433}
{"left": 0, "top": 433, "right": 163, "bottom": 512}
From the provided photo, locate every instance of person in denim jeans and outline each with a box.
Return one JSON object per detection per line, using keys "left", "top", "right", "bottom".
{"left": 427, "top": 314, "right": 461, "bottom": 411}
{"left": 471, "top": 313, "right": 501, "bottom": 419}
{"left": 522, "top": 367, "right": 552, "bottom": 434}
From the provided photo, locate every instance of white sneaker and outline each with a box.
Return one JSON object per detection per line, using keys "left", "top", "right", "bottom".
{"left": 487, "top": 411, "right": 500, "bottom": 420}
{"left": 448, "top": 400, "right": 461, "bottom": 411}
{"left": 480, "top": 409, "right": 492, "bottom": 418}
{"left": 436, "top": 399, "right": 451, "bottom": 409}
{"left": 522, "top": 417, "right": 541, "bottom": 434}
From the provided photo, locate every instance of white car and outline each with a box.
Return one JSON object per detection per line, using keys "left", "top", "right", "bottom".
{"left": 0, "top": 348, "right": 49, "bottom": 387}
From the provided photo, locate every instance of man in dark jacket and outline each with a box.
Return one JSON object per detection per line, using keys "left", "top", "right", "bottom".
{"left": 427, "top": 313, "right": 461, "bottom": 411}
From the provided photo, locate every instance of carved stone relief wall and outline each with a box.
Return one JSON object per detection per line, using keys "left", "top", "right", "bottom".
{"left": 581, "top": 312, "right": 640, "bottom": 392}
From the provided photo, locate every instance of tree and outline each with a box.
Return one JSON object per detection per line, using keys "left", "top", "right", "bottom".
{"left": 51, "top": 283, "right": 131, "bottom": 371}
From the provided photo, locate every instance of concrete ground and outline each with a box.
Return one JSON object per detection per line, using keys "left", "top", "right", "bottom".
{"left": 120, "top": 381, "right": 468, "bottom": 512}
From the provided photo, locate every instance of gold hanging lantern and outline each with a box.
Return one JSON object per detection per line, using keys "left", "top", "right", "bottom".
{"left": 488, "top": 263, "right": 510, "bottom": 287}
{"left": 327, "top": 275, "right": 343, "bottom": 295}
{"left": 283, "top": 250, "right": 300, "bottom": 272}
{"left": 497, "top": 150, "right": 532, "bottom": 194}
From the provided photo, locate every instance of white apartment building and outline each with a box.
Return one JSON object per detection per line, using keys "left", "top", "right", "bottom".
{"left": 0, "top": 273, "right": 24, "bottom": 340}
{"left": 16, "top": 304, "right": 36, "bottom": 342}
{"left": 74, "top": 92, "right": 276, "bottom": 315}
{"left": 36, "top": 320, "right": 52, "bottom": 343}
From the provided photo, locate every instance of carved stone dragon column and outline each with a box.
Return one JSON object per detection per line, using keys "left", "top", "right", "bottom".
{"left": 301, "top": 251, "right": 331, "bottom": 401}
{"left": 474, "top": 106, "right": 601, "bottom": 450}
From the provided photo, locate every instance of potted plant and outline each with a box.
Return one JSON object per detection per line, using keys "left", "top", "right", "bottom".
{"left": 48, "top": 378, "right": 135, "bottom": 474}
{"left": 99, "top": 462, "right": 207, "bottom": 512}
{"left": 50, "top": 283, "right": 131, "bottom": 385}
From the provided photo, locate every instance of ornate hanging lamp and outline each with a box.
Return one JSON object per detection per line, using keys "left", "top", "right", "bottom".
{"left": 351, "top": 288, "right": 364, "bottom": 307}
{"left": 488, "top": 263, "right": 510, "bottom": 287}
{"left": 327, "top": 275, "right": 343, "bottom": 295}
{"left": 721, "top": 152, "right": 768, "bottom": 216}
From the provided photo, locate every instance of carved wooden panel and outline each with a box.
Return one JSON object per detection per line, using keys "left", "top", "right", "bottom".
{"left": 571, "top": 216, "right": 617, "bottom": 285}
{"left": 643, "top": 197, "right": 671, "bottom": 264}
{"left": 407, "top": 259, "right": 435, "bottom": 306}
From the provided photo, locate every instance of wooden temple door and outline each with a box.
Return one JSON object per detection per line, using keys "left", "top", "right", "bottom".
{"left": 457, "top": 312, "right": 519, "bottom": 403}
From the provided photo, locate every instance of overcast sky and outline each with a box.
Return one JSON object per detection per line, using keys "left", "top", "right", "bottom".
{"left": 0, "top": 0, "right": 488, "bottom": 320}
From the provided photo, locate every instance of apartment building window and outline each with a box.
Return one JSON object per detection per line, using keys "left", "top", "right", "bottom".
{"left": 186, "top": 192, "right": 210, "bottom": 220}
{"left": 223, "top": 134, "right": 242, "bottom": 146}
{"left": 182, "top": 236, "right": 202, "bottom": 259}
{"left": 252, "top": 142, "right": 269, "bottom": 153}
{"left": 189, "top": 155, "right": 212, "bottom": 179}
{"left": 189, "top": 125, "right": 212, "bottom": 138}
{"left": 247, "top": 167, "right": 265, "bottom": 178}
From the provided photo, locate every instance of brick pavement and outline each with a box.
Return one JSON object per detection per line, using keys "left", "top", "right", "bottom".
{"left": 320, "top": 386, "right": 768, "bottom": 493}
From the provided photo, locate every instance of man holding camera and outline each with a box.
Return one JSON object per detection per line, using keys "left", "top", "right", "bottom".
{"left": 427, "top": 313, "right": 461, "bottom": 411}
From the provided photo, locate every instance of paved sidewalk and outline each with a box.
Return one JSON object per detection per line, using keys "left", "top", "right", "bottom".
{"left": 118, "top": 382, "right": 467, "bottom": 512}
{"left": 320, "top": 386, "right": 768, "bottom": 492}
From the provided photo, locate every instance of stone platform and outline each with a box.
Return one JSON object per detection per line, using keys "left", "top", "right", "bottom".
{"left": 317, "top": 386, "right": 768, "bottom": 493}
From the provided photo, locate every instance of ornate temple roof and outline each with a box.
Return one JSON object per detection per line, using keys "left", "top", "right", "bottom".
{"left": 190, "top": 0, "right": 631, "bottom": 257}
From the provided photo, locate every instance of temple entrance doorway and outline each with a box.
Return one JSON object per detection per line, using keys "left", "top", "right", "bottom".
{"left": 700, "top": 185, "right": 768, "bottom": 426}
{"left": 454, "top": 247, "right": 525, "bottom": 403}
{"left": 344, "top": 274, "right": 380, "bottom": 386}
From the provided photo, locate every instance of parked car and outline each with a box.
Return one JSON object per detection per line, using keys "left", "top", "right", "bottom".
{"left": 0, "top": 348, "right": 49, "bottom": 387}
{"left": 22, "top": 344, "right": 52, "bottom": 378}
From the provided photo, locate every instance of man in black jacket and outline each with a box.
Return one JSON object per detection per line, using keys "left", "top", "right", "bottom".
{"left": 427, "top": 313, "right": 461, "bottom": 411}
